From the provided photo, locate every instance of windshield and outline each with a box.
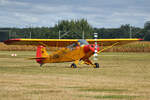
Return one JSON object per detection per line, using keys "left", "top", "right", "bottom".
{"left": 67, "top": 40, "right": 89, "bottom": 50}
{"left": 78, "top": 40, "right": 89, "bottom": 46}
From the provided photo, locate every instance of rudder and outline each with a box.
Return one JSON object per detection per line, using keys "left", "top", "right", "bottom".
{"left": 36, "top": 46, "right": 48, "bottom": 64}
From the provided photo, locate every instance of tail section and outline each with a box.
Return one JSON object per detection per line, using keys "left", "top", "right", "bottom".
{"left": 36, "top": 46, "right": 48, "bottom": 65}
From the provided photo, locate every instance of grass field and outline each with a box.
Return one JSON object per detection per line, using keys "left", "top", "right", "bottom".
{"left": 0, "top": 51, "right": 150, "bottom": 100}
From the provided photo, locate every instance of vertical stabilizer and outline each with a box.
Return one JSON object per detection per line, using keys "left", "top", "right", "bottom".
{"left": 36, "top": 46, "right": 48, "bottom": 64}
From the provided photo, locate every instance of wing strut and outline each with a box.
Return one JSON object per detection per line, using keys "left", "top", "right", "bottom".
{"left": 98, "top": 42, "right": 119, "bottom": 53}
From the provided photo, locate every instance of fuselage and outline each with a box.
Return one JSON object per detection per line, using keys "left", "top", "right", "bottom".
{"left": 41, "top": 43, "right": 100, "bottom": 63}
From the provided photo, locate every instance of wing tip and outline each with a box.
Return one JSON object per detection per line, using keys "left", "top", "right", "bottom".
{"left": 4, "top": 38, "right": 21, "bottom": 45}
{"left": 138, "top": 38, "right": 144, "bottom": 41}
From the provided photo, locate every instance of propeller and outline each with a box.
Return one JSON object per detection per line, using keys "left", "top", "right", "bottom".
{"left": 93, "top": 33, "right": 98, "bottom": 60}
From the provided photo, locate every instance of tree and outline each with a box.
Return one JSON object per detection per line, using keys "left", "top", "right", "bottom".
{"left": 144, "top": 21, "right": 150, "bottom": 30}
{"left": 144, "top": 30, "right": 150, "bottom": 41}
{"left": 53, "top": 19, "right": 93, "bottom": 39}
{"left": 0, "top": 20, "right": 147, "bottom": 40}
{"left": 144, "top": 21, "right": 150, "bottom": 41}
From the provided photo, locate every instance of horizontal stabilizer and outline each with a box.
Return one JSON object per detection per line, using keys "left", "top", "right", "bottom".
{"left": 28, "top": 57, "right": 47, "bottom": 60}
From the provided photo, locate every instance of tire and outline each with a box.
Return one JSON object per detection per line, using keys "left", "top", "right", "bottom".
{"left": 94, "top": 63, "right": 99, "bottom": 68}
{"left": 71, "top": 63, "right": 77, "bottom": 68}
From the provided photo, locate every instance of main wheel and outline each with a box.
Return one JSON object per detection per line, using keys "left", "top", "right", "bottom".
{"left": 94, "top": 63, "right": 99, "bottom": 68}
{"left": 71, "top": 63, "right": 77, "bottom": 68}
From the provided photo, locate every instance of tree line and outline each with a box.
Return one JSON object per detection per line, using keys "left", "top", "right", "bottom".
{"left": 0, "top": 19, "right": 150, "bottom": 41}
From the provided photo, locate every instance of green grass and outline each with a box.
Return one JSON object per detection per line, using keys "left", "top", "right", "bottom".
{"left": 0, "top": 51, "right": 150, "bottom": 100}
{"left": 78, "top": 95, "right": 139, "bottom": 99}
{"left": 79, "top": 88, "right": 128, "bottom": 92}
{"left": 93, "top": 95, "right": 138, "bottom": 99}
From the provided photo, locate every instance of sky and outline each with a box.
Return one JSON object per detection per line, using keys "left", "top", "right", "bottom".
{"left": 0, "top": 0, "right": 150, "bottom": 28}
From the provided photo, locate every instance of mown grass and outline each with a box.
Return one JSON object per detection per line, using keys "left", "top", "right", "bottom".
{"left": 0, "top": 51, "right": 150, "bottom": 100}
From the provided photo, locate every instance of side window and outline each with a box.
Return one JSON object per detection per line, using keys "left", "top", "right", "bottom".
{"left": 78, "top": 40, "right": 89, "bottom": 46}
{"left": 67, "top": 43, "right": 78, "bottom": 50}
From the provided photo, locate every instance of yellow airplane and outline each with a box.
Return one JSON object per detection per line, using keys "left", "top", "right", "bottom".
{"left": 4, "top": 38, "right": 142, "bottom": 68}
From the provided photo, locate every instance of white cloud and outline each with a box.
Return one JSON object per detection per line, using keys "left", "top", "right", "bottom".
{"left": 14, "top": 13, "right": 39, "bottom": 23}
{"left": 0, "top": 0, "right": 28, "bottom": 6}
{"left": 0, "top": 0, "right": 150, "bottom": 28}
{"left": 0, "top": 0, "right": 9, "bottom": 5}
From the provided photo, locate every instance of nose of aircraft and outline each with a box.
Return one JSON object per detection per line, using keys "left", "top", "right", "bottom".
{"left": 84, "top": 44, "right": 100, "bottom": 53}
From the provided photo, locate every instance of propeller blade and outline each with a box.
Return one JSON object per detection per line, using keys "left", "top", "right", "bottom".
{"left": 94, "top": 33, "right": 98, "bottom": 60}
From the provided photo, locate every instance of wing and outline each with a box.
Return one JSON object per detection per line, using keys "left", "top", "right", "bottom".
{"left": 4, "top": 39, "right": 78, "bottom": 47}
{"left": 86, "top": 38, "right": 142, "bottom": 46}
{"left": 4, "top": 38, "right": 142, "bottom": 47}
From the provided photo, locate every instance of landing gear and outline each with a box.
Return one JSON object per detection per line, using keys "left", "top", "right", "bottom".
{"left": 70, "top": 60, "right": 100, "bottom": 68}
{"left": 71, "top": 63, "right": 77, "bottom": 68}
{"left": 94, "top": 63, "right": 99, "bottom": 68}
{"left": 40, "top": 63, "right": 44, "bottom": 67}
{"left": 82, "top": 59, "right": 100, "bottom": 68}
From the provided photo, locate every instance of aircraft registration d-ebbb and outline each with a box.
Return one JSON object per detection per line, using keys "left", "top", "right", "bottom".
{"left": 4, "top": 36, "right": 142, "bottom": 68}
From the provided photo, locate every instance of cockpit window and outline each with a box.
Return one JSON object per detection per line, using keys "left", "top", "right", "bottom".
{"left": 67, "top": 43, "right": 78, "bottom": 49}
{"left": 67, "top": 40, "right": 89, "bottom": 50}
{"left": 78, "top": 40, "right": 89, "bottom": 46}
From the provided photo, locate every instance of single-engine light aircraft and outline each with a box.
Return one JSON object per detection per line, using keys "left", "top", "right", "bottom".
{"left": 4, "top": 38, "right": 142, "bottom": 68}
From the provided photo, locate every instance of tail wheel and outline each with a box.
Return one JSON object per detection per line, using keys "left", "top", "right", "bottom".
{"left": 94, "top": 63, "right": 99, "bottom": 68}
{"left": 71, "top": 63, "right": 77, "bottom": 68}
{"left": 40, "top": 63, "right": 44, "bottom": 67}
